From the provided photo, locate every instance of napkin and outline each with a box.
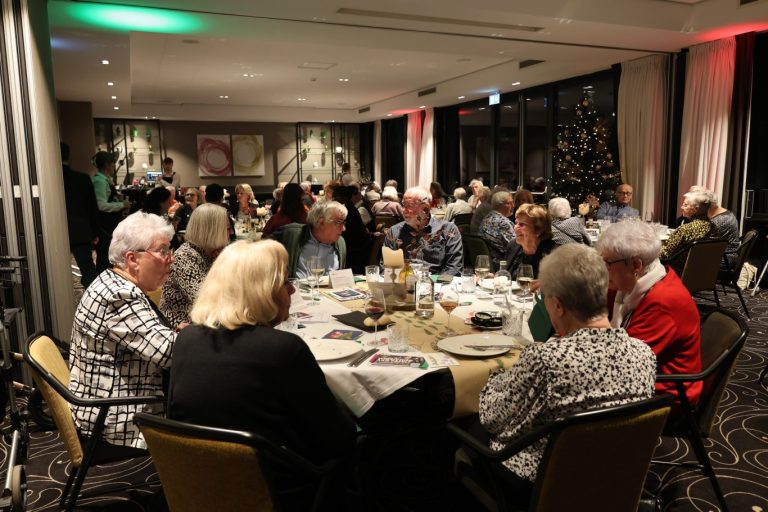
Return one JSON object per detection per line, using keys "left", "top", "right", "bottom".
{"left": 528, "top": 293, "right": 555, "bottom": 342}
{"left": 333, "top": 311, "right": 394, "bottom": 332}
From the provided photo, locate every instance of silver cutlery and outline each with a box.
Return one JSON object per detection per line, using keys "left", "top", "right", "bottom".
{"left": 347, "top": 348, "right": 379, "bottom": 367}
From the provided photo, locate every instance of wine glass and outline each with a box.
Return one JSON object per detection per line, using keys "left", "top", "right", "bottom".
{"left": 308, "top": 256, "right": 325, "bottom": 303}
{"left": 438, "top": 285, "right": 460, "bottom": 335}
{"left": 493, "top": 268, "right": 512, "bottom": 305}
{"left": 365, "top": 287, "right": 386, "bottom": 348}
{"left": 475, "top": 255, "right": 491, "bottom": 285}
{"left": 516, "top": 264, "right": 534, "bottom": 303}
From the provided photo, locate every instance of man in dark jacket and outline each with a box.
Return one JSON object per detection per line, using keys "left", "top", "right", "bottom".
{"left": 61, "top": 143, "right": 100, "bottom": 287}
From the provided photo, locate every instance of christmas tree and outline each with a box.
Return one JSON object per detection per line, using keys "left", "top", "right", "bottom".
{"left": 551, "top": 93, "right": 621, "bottom": 211}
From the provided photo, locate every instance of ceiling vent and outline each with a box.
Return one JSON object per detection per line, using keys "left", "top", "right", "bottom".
{"left": 337, "top": 8, "right": 543, "bottom": 32}
{"left": 358, "top": 106, "right": 371, "bottom": 114}
{"left": 418, "top": 87, "right": 437, "bottom": 97}
{"left": 519, "top": 59, "right": 545, "bottom": 69}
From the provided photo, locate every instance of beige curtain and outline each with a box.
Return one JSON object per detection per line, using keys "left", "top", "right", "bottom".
{"left": 418, "top": 108, "right": 435, "bottom": 190}
{"left": 618, "top": 54, "right": 668, "bottom": 222}
{"left": 678, "top": 37, "right": 736, "bottom": 206}
{"left": 406, "top": 112, "right": 422, "bottom": 189}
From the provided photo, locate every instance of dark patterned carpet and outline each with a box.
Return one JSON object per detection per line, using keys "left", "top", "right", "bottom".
{"left": 2, "top": 286, "right": 767, "bottom": 511}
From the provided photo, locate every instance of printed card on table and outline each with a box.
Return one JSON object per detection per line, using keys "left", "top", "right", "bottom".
{"left": 327, "top": 288, "right": 366, "bottom": 301}
{"left": 329, "top": 268, "right": 355, "bottom": 289}
{"left": 322, "top": 329, "right": 364, "bottom": 341}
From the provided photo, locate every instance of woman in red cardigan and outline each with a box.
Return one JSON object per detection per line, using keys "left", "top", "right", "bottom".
{"left": 595, "top": 220, "right": 702, "bottom": 405}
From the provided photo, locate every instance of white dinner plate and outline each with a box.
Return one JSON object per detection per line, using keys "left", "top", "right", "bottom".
{"left": 304, "top": 338, "right": 361, "bottom": 361}
{"left": 437, "top": 333, "right": 527, "bottom": 357}
{"left": 299, "top": 276, "right": 330, "bottom": 287}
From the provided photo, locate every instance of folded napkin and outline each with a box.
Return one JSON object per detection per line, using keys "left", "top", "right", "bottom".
{"left": 528, "top": 293, "right": 555, "bottom": 342}
{"left": 333, "top": 311, "right": 394, "bottom": 332}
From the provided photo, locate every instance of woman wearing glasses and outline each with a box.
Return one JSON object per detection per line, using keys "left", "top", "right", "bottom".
{"left": 69, "top": 212, "right": 179, "bottom": 450}
{"left": 596, "top": 221, "right": 702, "bottom": 405}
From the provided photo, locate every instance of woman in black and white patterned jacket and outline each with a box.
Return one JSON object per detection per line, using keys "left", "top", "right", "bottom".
{"left": 478, "top": 244, "right": 656, "bottom": 503}
{"left": 161, "top": 203, "right": 230, "bottom": 327}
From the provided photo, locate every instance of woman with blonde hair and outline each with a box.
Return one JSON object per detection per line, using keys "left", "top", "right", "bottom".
{"left": 233, "top": 183, "right": 259, "bottom": 219}
{"left": 505, "top": 203, "right": 556, "bottom": 276}
{"left": 160, "top": 203, "right": 230, "bottom": 327}
{"left": 167, "top": 239, "right": 356, "bottom": 509}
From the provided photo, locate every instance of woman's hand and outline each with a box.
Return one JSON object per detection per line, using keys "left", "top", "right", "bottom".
{"left": 529, "top": 279, "right": 541, "bottom": 293}
{"left": 176, "top": 322, "right": 189, "bottom": 332}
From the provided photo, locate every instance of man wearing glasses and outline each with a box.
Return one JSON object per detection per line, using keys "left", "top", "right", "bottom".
{"left": 596, "top": 183, "right": 640, "bottom": 222}
{"left": 271, "top": 201, "right": 348, "bottom": 278}
{"left": 384, "top": 187, "right": 463, "bottom": 276}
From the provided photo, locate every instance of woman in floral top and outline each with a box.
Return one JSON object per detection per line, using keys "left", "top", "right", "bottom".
{"left": 479, "top": 244, "right": 656, "bottom": 503}
{"left": 660, "top": 190, "right": 718, "bottom": 275}
{"left": 161, "top": 203, "right": 230, "bottom": 327}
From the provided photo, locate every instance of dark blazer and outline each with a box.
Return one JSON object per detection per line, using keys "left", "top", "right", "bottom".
{"left": 506, "top": 238, "right": 557, "bottom": 277}
{"left": 167, "top": 324, "right": 357, "bottom": 464}
{"left": 62, "top": 164, "right": 99, "bottom": 245}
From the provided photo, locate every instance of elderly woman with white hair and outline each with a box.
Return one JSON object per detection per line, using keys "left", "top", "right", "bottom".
{"left": 469, "top": 186, "right": 493, "bottom": 234}
{"left": 161, "top": 203, "right": 230, "bottom": 327}
{"left": 596, "top": 220, "right": 702, "bottom": 405}
{"left": 478, "top": 190, "right": 515, "bottom": 263}
{"left": 660, "top": 189, "right": 719, "bottom": 276}
{"left": 70, "top": 212, "right": 178, "bottom": 449}
{"left": 548, "top": 196, "right": 592, "bottom": 246}
{"left": 371, "top": 186, "right": 405, "bottom": 220}
{"left": 444, "top": 187, "right": 473, "bottom": 222}
{"left": 168, "top": 240, "right": 357, "bottom": 510}
{"left": 478, "top": 244, "right": 655, "bottom": 502}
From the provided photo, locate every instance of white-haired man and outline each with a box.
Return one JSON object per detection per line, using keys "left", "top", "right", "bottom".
{"left": 384, "top": 187, "right": 463, "bottom": 276}
{"left": 271, "top": 201, "right": 348, "bottom": 278}
{"left": 443, "top": 187, "right": 473, "bottom": 222}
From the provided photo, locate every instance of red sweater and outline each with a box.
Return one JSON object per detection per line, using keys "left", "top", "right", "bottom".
{"left": 608, "top": 268, "right": 702, "bottom": 404}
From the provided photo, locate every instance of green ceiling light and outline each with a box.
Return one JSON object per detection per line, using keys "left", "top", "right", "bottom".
{"left": 64, "top": 3, "right": 204, "bottom": 33}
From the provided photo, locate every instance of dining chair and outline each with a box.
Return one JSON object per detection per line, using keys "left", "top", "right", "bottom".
{"left": 716, "top": 229, "right": 757, "bottom": 319}
{"left": 678, "top": 239, "right": 727, "bottom": 305}
{"left": 134, "top": 413, "right": 341, "bottom": 512}
{"left": 368, "top": 232, "right": 385, "bottom": 266}
{"left": 452, "top": 212, "right": 474, "bottom": 233}
{"left": 461, "top": 234, "right": 491, "bottom": 268}
{"left": 374, "top": 213, "right": 399, "bottom": 232}
{"left": 448, "top": 395, "right": 673, "bottom": 512}
{"left": 23, "top": 332, "right": 161, "bottom": 512}
{"left": 653, "top": 308, "right": 749, "bottom": 512}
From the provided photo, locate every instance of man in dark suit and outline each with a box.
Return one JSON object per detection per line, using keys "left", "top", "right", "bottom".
{"left": 61, "top": 142, "right": 100, "bottom": 288}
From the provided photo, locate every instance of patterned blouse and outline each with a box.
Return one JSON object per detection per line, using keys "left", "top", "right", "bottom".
{"left": 479, "top": 210, "right": 515, "bottom": 262}
{"left": 710, "top": 211, "right": 739, "bottom": 268}
{"left": 660, "top": 218, "right": 717, "bottom": 276}
{"left": 551, "top": 217, "right": 592, "bottom": 246}
{"left": 160, "top": 242, "right": 214, "bottom": 327}
{"left": 70, "top": 270, "right": 176, "bottom": 448}
{"left": 479, "top": 328, "right": 656, "bottom": 482}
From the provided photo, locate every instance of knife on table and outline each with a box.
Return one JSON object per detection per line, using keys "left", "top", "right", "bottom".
{"left": 347, "top": 348, "right": 379, "bottom": 367}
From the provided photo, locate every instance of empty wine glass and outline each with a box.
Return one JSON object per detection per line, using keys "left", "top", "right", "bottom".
{"left": 365, "top": 287, "right": 386, "bottom": 348}
{"left": 493, "top": 268, "right": 512, "bottom": 305}
{"left": 516, "top": 264, "right": 534, "bottom": 303}
{"left": 308, "top": 256, "right": 325, "bottom": 303}
{"left": 475, "top": 255, "right": 491, "bottom": 284}
{"left": 438, "top": 285, "right": 460, "bottom": 335}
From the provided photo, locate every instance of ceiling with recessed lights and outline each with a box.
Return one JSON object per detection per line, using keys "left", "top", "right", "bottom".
{"left": 48, "top": 0, "right": 768, "bottom": 123}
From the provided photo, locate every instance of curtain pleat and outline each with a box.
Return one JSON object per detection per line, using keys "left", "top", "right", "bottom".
{"left": 419, "top": 108, "right": 435, "bottom": 189}
{"left": 406, "top": 112, "right": 422, "bottom": 188}
{"left": 678, "top": 37, "right": 736, "bottom": 206}
{"left": 374, "top": 120, "right": 382, "bottom": 184}
{"left": 617, "top": 54, "right": 669, "bottom": 221}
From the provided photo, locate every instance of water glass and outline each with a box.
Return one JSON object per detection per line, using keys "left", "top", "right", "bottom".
{"left": 365, "top": 265, "right": 381, "bottom": 283}
{"left": 502, "top": 307, "right": 525, "bottom": 336}
{"left": 461, "top": 268, "right": 476, "bottom": 293}
{"left": 387, "top": 323, "right": 410, "bottom": 352}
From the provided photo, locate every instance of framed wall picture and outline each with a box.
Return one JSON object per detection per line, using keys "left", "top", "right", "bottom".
{"left": 197, "top": 134, "right": 232, "bottom": 177}
{"left": 232, "top": 134, "right": 265, "bottom": 176}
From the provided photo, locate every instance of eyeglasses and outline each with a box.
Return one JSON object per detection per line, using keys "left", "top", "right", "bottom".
{"left": 137, "top": 247, "right": 173, "bottom": 260}
{"left": 185, "top": 193, "right": 197, "bottom": 198}
{"left": 616, "top": 191, "right": 633, "bottom": 196}
{"left": 326, "top": 218, "right": 345, "bottom": 227}
{"left": 603, "top": 257, "right": 627, "bottom": 267}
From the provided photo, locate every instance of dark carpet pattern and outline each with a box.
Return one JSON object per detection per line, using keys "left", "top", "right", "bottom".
{"left": 2, "top": 290, "right": 767, "bottom": 511}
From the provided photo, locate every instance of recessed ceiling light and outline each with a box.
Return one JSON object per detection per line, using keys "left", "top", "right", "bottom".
{"left": 144, "top": 116, "right": 149, "bottom": 119}
{"left": 386, "top": 114, "right": 393, "bottom": 117}
{"left": 101, "top": 59, "right": 109, "bottom": 65}
{"left": 152, "top": 116, "right": 157, "bottom": 119}
{"left": 526, "top": 98, "right": 532, "bottom": 101}
{"left": 583, "top": 85, "right": 593, "bottom": 90}
{"left": 512, "top": 81, "right": 521, "bottom": 86}
{"left": 218, "top": 95, "right": 229, "bottom": 99}
{"left": 497, "top": 51, "right": 505, "bottom": 55}
{"left": 458, "top": 95, "right": 466, "bottom": 99}
{"left": 242, "top": 73, "right": 263, "bottom": 78}
{"left": 113, "top": 106, "right": 119, "bottom": 110}
{"left": 107, "top": 82, "right": 114, "bottom": 86}
{"left": 111, "top": 95, "right": 117, "bottom": 100}
{"left": 338, "top": 78, "right": 349, "bottom": 82}
{"left": 297, "top": 98, "right": 307, "bottom": 101}
{"left": 419, "top": 105, "right": 426, "bottom": 109}
{"left": 479, "top": 107, "right": 486, "bottom": 110}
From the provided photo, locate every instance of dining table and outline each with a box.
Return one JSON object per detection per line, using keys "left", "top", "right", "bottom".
{"left": 284, "top": 278, "right": 534, "bottom": 420}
